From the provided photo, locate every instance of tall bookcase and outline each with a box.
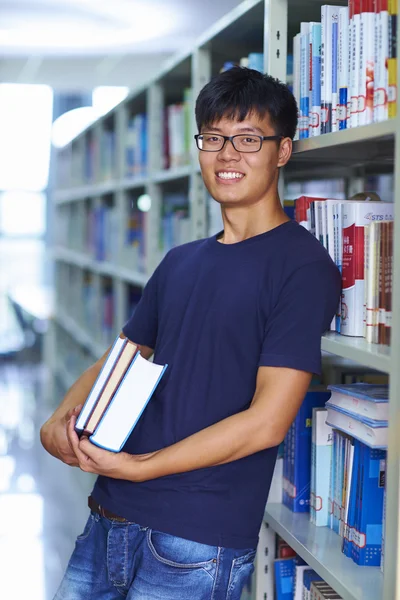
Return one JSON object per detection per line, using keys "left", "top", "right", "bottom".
{"left": 49, "top": 0, "right": 400, "bottom": 598}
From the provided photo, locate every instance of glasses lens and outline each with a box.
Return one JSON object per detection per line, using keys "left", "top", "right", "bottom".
{"left": 234, "top": 135, "right": 262, "bottom": 152}
{"left": 197, "top": 134, "right": 224, "bottom": 151}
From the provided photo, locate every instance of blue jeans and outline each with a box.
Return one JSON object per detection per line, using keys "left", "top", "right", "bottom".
{"left": 54, "top": 511, "right": 256, "bottom": 599}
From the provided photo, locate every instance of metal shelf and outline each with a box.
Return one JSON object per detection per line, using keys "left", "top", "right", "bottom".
{"left": 152, "top": 165, "right": 193, "bottom": 183}
{"left": 265, "top": 503, "right": 383, "bottom": 600}
{"left": 54, "top": 180, "right": 119, "bottom": 204}
{"left": 55, "top": 311, "right": 104, "bottom": 360}
{"left": 288, "top": 120, "right": 397, "bottom": 173}
{"left": 321, "top": 333, "right": 391, "bottom": 373}
{"left": 53, "top": 247, "right": 148, "bottom": 288}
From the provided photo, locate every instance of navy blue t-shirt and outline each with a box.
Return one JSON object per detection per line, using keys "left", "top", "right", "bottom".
{"left": 92, "top": 220, "right": 341, "bottom": 549}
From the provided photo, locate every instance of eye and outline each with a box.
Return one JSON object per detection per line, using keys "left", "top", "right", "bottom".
{"left": 204, "top": 135, "right": 220, "bottom": 143}
{"left": 242, "top": 137, "right": 259, "bottom": 144}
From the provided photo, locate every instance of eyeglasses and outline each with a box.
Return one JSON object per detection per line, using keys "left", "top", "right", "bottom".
{"left": 194, "top": 133, "right": 283, "bottom": 153}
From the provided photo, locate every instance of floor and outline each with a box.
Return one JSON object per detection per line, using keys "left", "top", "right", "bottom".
{"left": 0, "top": 359, "right": 94, "bottom": 600}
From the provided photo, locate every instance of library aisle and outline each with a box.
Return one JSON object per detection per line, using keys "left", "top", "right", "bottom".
{"left": 0, "top": 359, "right": 90, "bottom": 600}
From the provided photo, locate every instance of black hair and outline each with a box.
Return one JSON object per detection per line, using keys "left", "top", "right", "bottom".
{"left": 195, "top": 67, "right": 298, "bottom": 140}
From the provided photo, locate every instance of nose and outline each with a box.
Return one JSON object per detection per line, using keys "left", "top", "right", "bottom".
{"left": 217, "top": 139, "right": 241, "bottom": 161}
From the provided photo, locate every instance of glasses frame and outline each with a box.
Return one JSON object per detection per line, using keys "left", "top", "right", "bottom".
{"left": 194, "top": 133, "right": 283, "bottom": 153}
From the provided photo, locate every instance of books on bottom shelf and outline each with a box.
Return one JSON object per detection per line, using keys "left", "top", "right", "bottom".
{"left": 283, "top": 389, "right": 331, "bottom": 513}
{"left": 274, "top": 553, "right": 342, "bottom": 599}
{"left": 75, "top": 333, "right": 167, "bottom": 452}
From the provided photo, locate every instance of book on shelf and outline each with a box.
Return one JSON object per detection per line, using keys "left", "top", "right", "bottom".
{"left": 326, "top": 403, "right": 388, "bottom": 447}
{"left": 292, "top": 0, "right": 396, "bottom": 137}
{"left": 310, "top": 408, "right": 333, "bottom": 526}
{"left": 388, "top": 0, "right": 398, "bottom": 117}
{"left": 311, "top": 580, "right": 343, "bottom": 598}
{"left": 327, "top": 383, "right": 389, "bottom": 420}
{"left": 303, "top": 569, "right": 324, "bottom": 600}
{"left": 283, "top": 389, "right": 331, "bottom": 513}
{"left": 75, "top": 333, "right": 167, "bottom": 452}
{"left": 125, "top": 113, "right": 148, "bottom": 178}
{"left": 341, "top": 202, "right": 394, "bottom": 337}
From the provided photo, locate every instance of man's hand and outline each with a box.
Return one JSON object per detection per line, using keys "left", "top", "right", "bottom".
{"left": 66, "top": 415, "right": 146, "bottom": 480}
{"left": 40, "top": 405, "right": 82, "bottom": 467}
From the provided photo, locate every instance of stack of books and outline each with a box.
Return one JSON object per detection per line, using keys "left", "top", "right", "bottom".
{"left": 283, "top": 389, "right": 331, "bottom": 512}
{"left": 274, "top": 550, "right": 343, "bottom": 599}
{"left": 325, "top": 384, "right": 388, "bottom": 566}
{"left": 294, "top": 195, "right": 394, "bottom": 342}
{"left": 292, "top": 1, "right": 397, "bottom": 139}
{"left": 75, "top": 334, "right": 167, "bottom": 452}
{"left": 163, "top": 88, "right": 192, "bottom": 170}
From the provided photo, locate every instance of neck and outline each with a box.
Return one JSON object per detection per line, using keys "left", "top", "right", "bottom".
{"left": 217, "top": 195, "right": 289, "bottom": 244}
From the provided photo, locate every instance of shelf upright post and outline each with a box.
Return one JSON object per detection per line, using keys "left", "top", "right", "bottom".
{"left": 190, "top": 47, "right": 211, "bottom": 240}
{"left": 264, "top": 0, "right": 287, "bottom": 83}
{"left": 383, "top": 116, "right": 400, "bottom": 600}
{"left": 264, "top": 0, "right": 287, "bottom": 207}
{"left": 146, "top": 83, "right": 164, "bottom": 273}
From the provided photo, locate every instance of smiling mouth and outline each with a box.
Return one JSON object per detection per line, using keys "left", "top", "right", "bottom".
{"left": 216, "top": 171, "right": 245, "bottom": 180}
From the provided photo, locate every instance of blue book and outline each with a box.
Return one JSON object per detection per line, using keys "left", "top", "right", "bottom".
{"left": 300, "top": 23, "right": 310, "bottom": 139}
{"left": 310, "top": 23, "right": 322, "bottom": 136}
{"left": 274, "top": 558, "right": 295, "bottom": 600}
{"left": 352, "top": 443, "right": 386, "bottom": 566}
{"left": 343, "top": 436, "right": 358, "bottom": 557}
{"left": 283, "top": 390, "right": 330, "bottom": 512}
{"left": 303, "top": 569, "right": 324, "bottom": 599}
{"left": 327, "top": 384, "right": 389, "bottom": 421}
{"left": 326, "top": 404, "right": 388, "bottom": 449}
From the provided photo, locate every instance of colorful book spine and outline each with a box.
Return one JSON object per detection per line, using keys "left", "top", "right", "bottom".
{"left": 341, "top": 202, "right": 394, "bottom": 337}
{"left": 352, "top": 443, "right": 386, "bottom": 565}
{"left": 311, "top": 408, "right": 333, "bottom": 527}
{"left": 374, "top": 0, "right": 389, "bottom": 121}
{"left": 388, "top": 0, "right": 398, "bottom": 117}
{"left": 310, "top": 23, "right": 322, "bottom": 136}
{"left": 293, "top": 33, "right": 301, "bottom": 140}
{"left": 331, "top": 8, "right": 340, "bottom": 131}
{"left": 350, "top": 0, "right": 361, "bottom": 127}
{"left": 359, "top": 0, "right": 376, "bottom": 125}
{"left": 300, "top": 23, "right": 311, "bottom": 139}
{"left": 283, "top": 391, "right": 330, "bottom": 513}
{"left": 338, "top": 7, "right": 350, "bottom": 129}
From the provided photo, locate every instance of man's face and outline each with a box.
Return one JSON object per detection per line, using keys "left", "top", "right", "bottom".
{"left": 198, "top": 112, "right": 290, "bottom": 208}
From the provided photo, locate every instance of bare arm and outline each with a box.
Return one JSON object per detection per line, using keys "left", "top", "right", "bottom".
{"left": 40, "top": 337, "right": 153, "bottom": 465}
{"left": 67, "top": 365, "right": 312, "bottom": 480}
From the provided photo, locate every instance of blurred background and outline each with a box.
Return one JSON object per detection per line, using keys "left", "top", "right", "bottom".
{"left": 0, "top": 1, "right": 395, "bottom": 599}
{"left": 0, "top": 1, "right": 246, "bottom": 598}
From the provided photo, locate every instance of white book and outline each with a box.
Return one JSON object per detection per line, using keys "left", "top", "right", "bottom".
{"left": 90, "top": 352, "right": 168, "bottom": 452}
{"left": 321, "top": 5, "right": 341, "bottom": 133}
{"left": 350, "top": 0, "right": 361, "bottom": 127}
{"left": 312, "top": 408, "right": 333, "bottom": 527}
{"left": 342, "top": 439, "right": 354, "bottom": 546}
{"left": 365, "top": 221, "right": 381, "bottom": 342}
{"left": 374, "top": 0, "right": 389, "bottom": 121}
{"left": 347, "top": 3, "right": 353, "bottom": 128}
{"left": 359, "top": 0, "right": 375, "bottom": 125}
{"left": 294, "top": 566, "right": 310, "bottom": 600}
{"left": 327, "top": 383, "right": 389, "bottom": 420}
{"left": 326, "top": 405, "right": 388, "bottom": 448}
{"left": 75, "top": 335, "right": 128, "bottom": 431}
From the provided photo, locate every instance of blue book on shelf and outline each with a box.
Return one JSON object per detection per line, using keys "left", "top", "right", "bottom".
{"left": 310, "top": 23, "right": 322, "bottom": 136}
{"left": 283, "top": 390, "right": 331, "bottom": 512}
{"left": 343, "top": 436, "right": 359, "bottom": 557}
{"left": 274, "top": 558, "right": 295, "bottom": 600}
{"left": 140, "top": 114, "right": 148, "bottom": 175}
{"left": 299, "top": 24, "right": 310, "bottom": 139}
{"left": 352, "top": 443, "right": 386, "bottom": 566}
{"left": 303, "top": 569, "right": 324, "bottom": 597}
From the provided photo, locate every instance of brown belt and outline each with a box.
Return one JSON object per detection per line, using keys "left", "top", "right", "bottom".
{"left": 88, "top": 495, "right": 127, "bottom": 522}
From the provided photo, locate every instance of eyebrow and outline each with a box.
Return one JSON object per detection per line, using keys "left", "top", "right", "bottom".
{"left": 204, "top": 125, "right": 266, "bottom": 135}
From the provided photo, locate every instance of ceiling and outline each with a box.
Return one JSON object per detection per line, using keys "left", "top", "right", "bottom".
{"left": 0, "top": 0, "right": 245, "bottom": 56}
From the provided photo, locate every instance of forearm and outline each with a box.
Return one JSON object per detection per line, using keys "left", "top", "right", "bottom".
{"left": 126, "top": 406, "right": 280, "bottom": 482}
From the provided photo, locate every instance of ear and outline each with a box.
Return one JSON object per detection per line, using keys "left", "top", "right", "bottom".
{"left": 277, "top": 137, "right": 292, "bottom": 168}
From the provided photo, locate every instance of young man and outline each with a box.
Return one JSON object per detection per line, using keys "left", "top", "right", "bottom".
{"left": 41, "top": 67, "right": 341, "bottom": 600}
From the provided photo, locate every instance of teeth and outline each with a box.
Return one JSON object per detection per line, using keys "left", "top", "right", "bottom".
{"left": 217, "top": 172, "right": 244, "bottom": 180}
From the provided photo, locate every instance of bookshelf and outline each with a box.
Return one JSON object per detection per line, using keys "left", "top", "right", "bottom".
{"left": 49, "top": 0, "right": 400, "bottom": 598}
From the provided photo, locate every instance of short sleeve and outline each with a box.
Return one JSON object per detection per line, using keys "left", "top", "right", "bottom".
{"left": 259, "top": 260, "right": 341, "bottom": 375}
{"left": 122, "top": 264, "right": 161, "bottom": 349}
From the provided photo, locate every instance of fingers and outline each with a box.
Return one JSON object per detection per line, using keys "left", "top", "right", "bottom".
{"left": 64, "top": 404, "right": 83, "bottom": 422}
{"left": 67, "top": 416, "right": 93, "bottom": 472}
